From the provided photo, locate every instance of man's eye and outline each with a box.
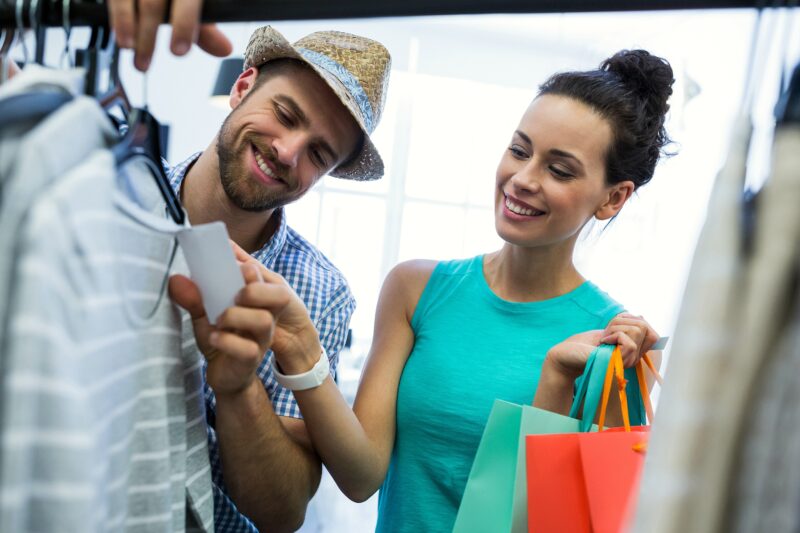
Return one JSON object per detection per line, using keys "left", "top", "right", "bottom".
{"left": 311, "top": 149, "right": 327, "bottom": 168}
{"left": 275, "top": 105, "right": 294, "bottom": 126}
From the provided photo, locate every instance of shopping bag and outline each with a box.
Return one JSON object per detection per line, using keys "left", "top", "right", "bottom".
{"left": 526, "top": 347, "right": 661, "bottom": 533}
{"left": 453, "top": 347, "right": 612, "bottom": 533}
{"left": 452, "top": 400, "right": 583, "bottom": 533}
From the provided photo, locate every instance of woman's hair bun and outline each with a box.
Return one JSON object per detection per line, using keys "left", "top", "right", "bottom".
{"left": 602, "top": 49, "right": 674, "bottom": 118}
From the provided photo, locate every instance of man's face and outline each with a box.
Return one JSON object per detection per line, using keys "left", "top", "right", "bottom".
{"left": 216, "top": 65, "right": 362, "bottom": 212}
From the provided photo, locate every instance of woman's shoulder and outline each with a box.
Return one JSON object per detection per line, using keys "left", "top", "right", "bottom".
{"left": 386, "top": 256, "right": 478, "bottom": 293}
{"left": 385, "top": 259, "right": 439, "bottom": 295}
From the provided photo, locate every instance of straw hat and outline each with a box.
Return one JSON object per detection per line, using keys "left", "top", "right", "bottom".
{"left": 244, "top": 26, "right": 391, "bottom": 181}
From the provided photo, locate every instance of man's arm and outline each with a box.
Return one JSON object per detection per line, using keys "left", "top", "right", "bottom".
{"left": 215, "top": 384, "right": 320, "bottom": 532}
{"left": 170, "top": 254, "right": 353, "bottom": 531}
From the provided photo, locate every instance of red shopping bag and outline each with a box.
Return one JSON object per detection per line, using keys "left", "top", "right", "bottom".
{"left": 526, "top": 348, "right": 660, "bottom": 533}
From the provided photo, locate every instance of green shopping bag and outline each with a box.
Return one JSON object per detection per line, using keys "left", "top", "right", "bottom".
{"left": 452, "top": 346, "right": 619, "bottom": 533}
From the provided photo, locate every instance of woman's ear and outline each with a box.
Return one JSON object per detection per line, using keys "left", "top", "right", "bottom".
{"left": 595, "top": 180, "right": 635, "bottom": 220}
{"left": 229, "top": 67, "right": 259, "bottom": 109}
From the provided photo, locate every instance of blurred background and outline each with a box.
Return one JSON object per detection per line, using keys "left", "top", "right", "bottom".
{"left": 13, "top": 7, "right": 799, "bottom": 531}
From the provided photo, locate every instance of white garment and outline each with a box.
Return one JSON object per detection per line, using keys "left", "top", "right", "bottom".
{"left": 633, "top": 116, "right": 752, "bottom": 533}
{"left": 729, "top": 125, "right": 800, "bottom": 532}
{"left": 636, "top": 119, "right": 800, "bottom": 532}
{"left": 0, "top": 76, "right": 213, "bottom": 531}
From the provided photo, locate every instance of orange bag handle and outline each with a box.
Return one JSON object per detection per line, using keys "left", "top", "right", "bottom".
{"left": 597, "top": 347, "right": 663, "bottom": 432}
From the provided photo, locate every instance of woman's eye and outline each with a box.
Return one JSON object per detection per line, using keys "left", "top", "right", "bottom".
{"left": 550, "top": 166, "right": 574, "bottom": 179}
{"left": 508, "top": 145, "right": 528, "bottom": 159}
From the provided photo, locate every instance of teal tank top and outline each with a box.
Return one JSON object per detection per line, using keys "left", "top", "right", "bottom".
{"left": 375, "top": 255, "right": 642, "bottom": 532}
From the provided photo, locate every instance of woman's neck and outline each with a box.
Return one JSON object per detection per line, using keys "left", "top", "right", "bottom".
{"left": 482, "top": 241, "right": 585, "bottom": 303}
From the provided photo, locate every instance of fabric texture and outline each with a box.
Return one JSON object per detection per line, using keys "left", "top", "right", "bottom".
{"left": 0, "top": 141, "right": 212, "bottom": 531}
{"left": 726, "top": 125, "right": 800, "bottom": 532}
{"left": 635, "top": 119, "right": 800, "bottom": 533}
{"left": 376, "top": 255, "right": 631, "bottom": 533}
{"left": 632, "top": 115, "right": 753, "bottom": 533}
{"left": 168, "top": 152, "right": 356, "bottom": 532}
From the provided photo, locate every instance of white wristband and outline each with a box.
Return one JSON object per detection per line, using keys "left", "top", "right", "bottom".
{"left": 272, "top": 347, "right": 330, "bottom": 391}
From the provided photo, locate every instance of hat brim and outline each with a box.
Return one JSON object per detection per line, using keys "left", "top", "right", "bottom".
{"left": 244, "top": 27, "right": 384, "bottom": 181}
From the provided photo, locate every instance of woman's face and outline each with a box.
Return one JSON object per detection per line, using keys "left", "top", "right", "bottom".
{"left": 494, "top": 94, "right": 631, "bottom": 249}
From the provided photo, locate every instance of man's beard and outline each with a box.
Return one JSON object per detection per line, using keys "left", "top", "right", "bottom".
{"left": 216, "top": 113, "right": 290, "bottom": 213}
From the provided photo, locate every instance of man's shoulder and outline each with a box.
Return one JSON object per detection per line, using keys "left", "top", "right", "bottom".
{"left": 272, "top": 226, "right": 352, "bottom": 301}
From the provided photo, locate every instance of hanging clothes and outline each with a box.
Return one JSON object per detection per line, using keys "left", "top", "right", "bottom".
{"left": 632, "top": 115, "right": 752, "bottom": 533}
{"left": 728, "top": 123, "right": 800, "bottom": 532}
{"left": 0, "top": 68, "right": 213, "bottom": 532}
{"left": 636, "top": 116, "right": 800, "bottom": 532}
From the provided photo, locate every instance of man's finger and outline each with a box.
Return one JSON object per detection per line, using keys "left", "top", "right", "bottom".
{"left": 134, "top": 0, "right": 167, "bottom": 71}
{"left": 168, "top": 274, "right": 206, "bottom": 319}
{"left": 108, "top": 0, "right": 136, "bottom": 48}
{"left": 216, "top": 307, "right": 274, "bottom": 348}
{"left": 230, "top": 240, "right": 256, "bottom": 264}
{"left": 198, "top": 25, "right": 234, "bottom": 57}
{"left": 242, "top": 263, "right": 264, "bottom": 284}
{"left": 168, "top": 0, "right": 202, "bottom": 55}
{"left": 209, "top": 331, "right": 263, "bottom": 363}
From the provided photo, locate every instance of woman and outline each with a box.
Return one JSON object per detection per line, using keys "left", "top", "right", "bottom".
{"left": 187, "top": 48, "right": 673, "bottom": 532}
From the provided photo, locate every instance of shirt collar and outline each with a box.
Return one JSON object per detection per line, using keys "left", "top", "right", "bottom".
{"left": 168, "top": 152, "right": 289, "bottom": 268}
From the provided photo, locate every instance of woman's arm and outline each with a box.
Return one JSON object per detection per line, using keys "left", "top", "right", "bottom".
{"left": 278, "top": 260, "right": 436, "bottom": 502}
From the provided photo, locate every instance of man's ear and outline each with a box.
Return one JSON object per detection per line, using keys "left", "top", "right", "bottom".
{"left": 229, "top": 67, "right": 259, "bottom": 109}
{"left": 595, "top": 180, "right": 635, "bottom": 221}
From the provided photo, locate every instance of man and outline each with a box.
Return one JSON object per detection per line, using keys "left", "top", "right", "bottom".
{"left": 161, "top": 25, "right": 391, "bottom": 532}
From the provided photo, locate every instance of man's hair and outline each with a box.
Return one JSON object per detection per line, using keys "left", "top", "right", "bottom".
{"left": 242, "top": 57, "right": 365, "bottom": 168}
{"left": 251, "top": 58, "right": 315, "bottom": 94}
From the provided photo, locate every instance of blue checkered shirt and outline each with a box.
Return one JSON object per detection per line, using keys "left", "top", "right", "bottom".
{"left": 168, "top": 153, "right": 356, "bottom": 532}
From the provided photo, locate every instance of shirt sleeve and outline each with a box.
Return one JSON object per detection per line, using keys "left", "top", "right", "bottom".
{"left": 265, "top": 283, "right": 356, "bottom": 419}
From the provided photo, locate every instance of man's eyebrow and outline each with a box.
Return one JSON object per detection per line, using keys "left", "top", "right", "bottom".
{"left": 275, "top": 94, "right": 310, "bottom": 127}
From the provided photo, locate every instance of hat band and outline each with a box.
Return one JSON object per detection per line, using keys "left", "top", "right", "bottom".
{"left": 297, "top": 47, "right": 375, "bottom": 133}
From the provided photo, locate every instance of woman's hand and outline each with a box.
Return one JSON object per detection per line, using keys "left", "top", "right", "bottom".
{"left": 536, "top": 314, "right": 660, "bottom": 419}
{"left": 599, "top": 312, "right": 660, "bottom": 368}
{"left": 544, "top": 313, "right": 660, "bottom": 380}
{"left": 544, "top": 329, "right": 605, "bottom": 380}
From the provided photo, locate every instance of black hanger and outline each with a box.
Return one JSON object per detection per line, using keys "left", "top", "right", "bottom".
{"left": 75, "top": 24, "right": 118, "bottom": 100}
{"left": 75, "top": 23, "right": 184, "bottom": 225}
{"left": 111, "top": 107, "right": 185, "bottom": 225}
{"left": 774, "top": 62, "right": 800, "bottom": 125}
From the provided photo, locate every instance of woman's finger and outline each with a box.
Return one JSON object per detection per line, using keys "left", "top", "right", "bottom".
{"left": 600, "top": 331, "right": 641, "bottom": 368}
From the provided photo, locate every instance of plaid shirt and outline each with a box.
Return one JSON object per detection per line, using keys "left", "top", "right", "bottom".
{"left": 168, "top": 153, "right": 356, "bottom": 532}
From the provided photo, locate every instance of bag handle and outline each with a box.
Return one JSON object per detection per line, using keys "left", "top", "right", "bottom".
{"left": 597, "top": 347, "right": 663, "bottom": 432}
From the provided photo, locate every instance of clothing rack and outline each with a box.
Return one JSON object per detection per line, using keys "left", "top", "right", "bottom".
{"left": 0, "top": 0, "right": 775, "bottom": 28}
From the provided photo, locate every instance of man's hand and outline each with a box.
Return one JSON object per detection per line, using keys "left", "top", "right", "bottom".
{"left": 108, "top": 0, "right": 232, "bottom": 71}
{"left": 228, "top": 241, "right": 324, "bottom": 376}
{"left": 169, "top": 263, "right": 275, "bottom": 396}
